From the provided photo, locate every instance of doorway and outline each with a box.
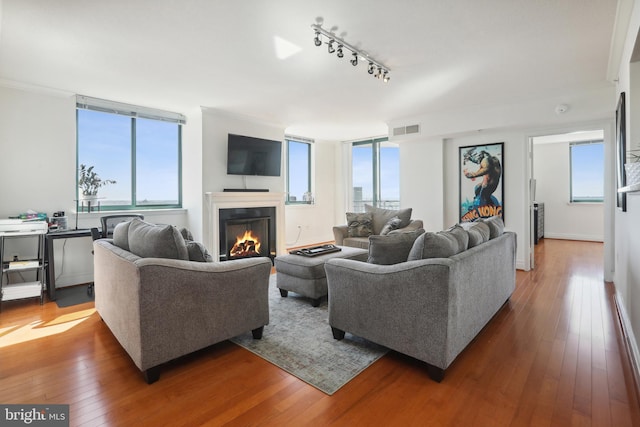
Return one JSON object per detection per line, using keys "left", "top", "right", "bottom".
{"left": 528, "top": 129, "right": 605, "bottom": 269}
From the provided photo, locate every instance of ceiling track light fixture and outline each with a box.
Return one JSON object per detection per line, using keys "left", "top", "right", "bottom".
{"left": 311, "top": 23, "right": 390, "bottom": 82}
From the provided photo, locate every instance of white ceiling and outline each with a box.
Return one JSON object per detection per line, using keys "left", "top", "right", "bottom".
{"left": 0, "top": 0, "right": 618, "bottom": 140}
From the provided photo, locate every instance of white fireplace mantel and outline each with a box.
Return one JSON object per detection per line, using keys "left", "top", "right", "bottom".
{"left": 205, "top": 192, "right": 286, "bottom": 261}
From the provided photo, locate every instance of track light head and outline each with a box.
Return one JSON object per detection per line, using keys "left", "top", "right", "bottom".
{"left": 351, "top": 52, "right": 358, "bottom": 66}
{"left": 327, "top": 39, "right": 335, "bottom": 54}
{"left": 314, "top": 31, "right": 322, "bottom": 47}
{"left": 375, "top": 67, "right": 383, "bottom": 78}
{"left": 368, "top": 62, "right": 375, "bottom": 74}
{"left": 383, "top": 71, "right": 390, "bottom": 82}
{"left": 337, "top": 45, "right": 344, "bottom": 58}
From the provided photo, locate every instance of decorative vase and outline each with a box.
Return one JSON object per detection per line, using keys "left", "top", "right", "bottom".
{"left": 625, "top": 163, "right": 640, "bottom": 186}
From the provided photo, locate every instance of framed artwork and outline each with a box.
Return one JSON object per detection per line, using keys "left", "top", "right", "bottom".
{"left": 616, "top": 92, "right": 627, "bottom": 212}
{"left": 459, "top": 142, "right": 504, "bottom": 222}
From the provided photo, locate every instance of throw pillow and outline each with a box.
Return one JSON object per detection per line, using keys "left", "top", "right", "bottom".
{"left": 446, "top": 224, "right": 469, "bottom": 252}
{"left": 407, "top": 231, "right": 460, "bottom": 260}
{"left": 466, "top": 222, "right": 491, "bottom": 248}
{"left": 367, "top": 229, "right": 425, "bottom": 265}
{"left": 112, "top": 221, "right": 132, "bottom": 251}
{"left": 186, "top": 240, "right": 214, "bottom": 262}
{"left": 346, "top": 212, "right": 374, "bottom": 237}
{"left": 127, "top": 218, "right": 189, "bottom": 260}
{"left": 179, "top": 227, "right": 194, "bottom": 241}
{"left": 364, "top": 204, "right": 412, "bottom": 235}
{"left": 482, "top": 216, "right": 505, "bottom": 239}
{"left": 380, "top": 216, "right": 403, "bottom": 235}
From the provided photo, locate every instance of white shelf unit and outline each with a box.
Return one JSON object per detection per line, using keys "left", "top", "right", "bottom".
{"left": 0, "top": 222, "right": 47, "bottom": 306}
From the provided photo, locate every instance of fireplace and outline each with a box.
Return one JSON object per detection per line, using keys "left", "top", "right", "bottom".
{"left": 205, "top": 191, "right": 286, "bottom": 263}
{"left": 219, "top": 207, "right": 276, "bottom": 262}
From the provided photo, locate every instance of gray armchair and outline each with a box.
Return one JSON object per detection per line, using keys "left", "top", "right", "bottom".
{"left": 333, "top": 205, "right": 423, "bottom": 249}
{"left": 93, "top": 219, "right": 271, "bottom": 383}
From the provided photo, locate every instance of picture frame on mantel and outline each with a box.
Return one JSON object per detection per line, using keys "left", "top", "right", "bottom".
{"left": 459, "top": 142, "right": 504, "bottom": 222}
{"left": 616, "top": 92, "right": 627, "bottom": 212}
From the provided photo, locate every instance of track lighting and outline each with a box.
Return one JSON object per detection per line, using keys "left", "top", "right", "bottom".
{"left": 311, "top": 23, "right": 390, "bottom": 82}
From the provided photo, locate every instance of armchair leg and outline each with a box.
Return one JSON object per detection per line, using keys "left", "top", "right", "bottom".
{"left": 331, "top": 327, "right": 345, "bottom": 340}
{"left": 252, "top": 326, "right": 264, "bottom": 339}
{"left": 279, "top": 289, "right": 288, "bottom": 297}
{"left": 143, "top": 366, "right": 160, "bottom": 384}
{"left": 311, "top": 297, "right": 321, "bottom": 307}
{"left": 426, "top": 364, "right": 445, "bottom": 382}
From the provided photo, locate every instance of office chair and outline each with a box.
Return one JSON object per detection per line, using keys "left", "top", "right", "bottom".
{"left": 88, "top": 214, "right": 144, "bottom": 296}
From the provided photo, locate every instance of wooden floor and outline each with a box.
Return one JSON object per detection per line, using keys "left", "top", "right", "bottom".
{"left": 1, "top": 239, "right": 639, "bottom": 426}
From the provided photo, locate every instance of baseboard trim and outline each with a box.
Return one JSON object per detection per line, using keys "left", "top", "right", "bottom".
{"left": 614, "top": 291, "right": 640, "bottom": 405}
{"left": 542, "top": 232, "right": 603, "bottom": 242}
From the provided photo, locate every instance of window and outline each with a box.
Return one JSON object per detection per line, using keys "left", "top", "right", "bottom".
{"left": 351, "top": 137, "right": 399, "bottom": 212}
{"left": 286, "top": 137, "right": 313, "bottom": 204}
{"left": 570, "top": 141, "right": 604, "bottom": 203}
{"left": 76, "top": 96, "right": 184, "bottom": 210}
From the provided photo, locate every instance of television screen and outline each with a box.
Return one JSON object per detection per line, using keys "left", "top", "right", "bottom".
{"left": 227, "top": 133, "right": 282, "bottom": 176}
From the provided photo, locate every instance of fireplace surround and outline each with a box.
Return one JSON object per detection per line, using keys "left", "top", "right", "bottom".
{"left": 205, "top": 192, "right": 286, "bottom": 262}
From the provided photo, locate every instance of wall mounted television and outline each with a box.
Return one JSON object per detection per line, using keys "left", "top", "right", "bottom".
{"left": 227, "top": 133, "right": 282, "bottom": 176}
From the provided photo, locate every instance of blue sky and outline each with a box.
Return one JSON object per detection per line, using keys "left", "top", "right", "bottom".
{"left": 571, "top": 142, "right": 604, "bottom": 199}
{"left": 77, "top": 109, "right": 179, "bottom": 204}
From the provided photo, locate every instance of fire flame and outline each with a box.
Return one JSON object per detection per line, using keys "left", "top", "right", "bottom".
{"left": 230, "top": 230, "right": 262, "bottom": 257}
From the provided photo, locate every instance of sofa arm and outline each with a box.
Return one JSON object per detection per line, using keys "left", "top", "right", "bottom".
{"left": 333, "top": 225, "right": 349, "bottom": 245}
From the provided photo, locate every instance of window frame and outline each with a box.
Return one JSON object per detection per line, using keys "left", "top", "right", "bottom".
{"left": 351, "top": 136, "right": 399, "bottom": 212}
{"left": 76, "top": 96, "right": 184, "bottom": 211}
{"left": 285, "top": 136, "right": 314, "bottom": 205}
{"left": 569, "top": 140, "right": 604, "bottom": 204}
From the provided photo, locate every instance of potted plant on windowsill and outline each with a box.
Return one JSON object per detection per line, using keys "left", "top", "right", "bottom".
{"left": 78, "top": 164, "right": 116, "bottom": 201}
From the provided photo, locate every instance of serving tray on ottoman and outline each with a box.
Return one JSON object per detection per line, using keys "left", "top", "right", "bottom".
{"left": 275, "top": 245, "right": 368, "bottom": 307}
{"left": 289, "top": 244, "right": 341, "bottom": 257}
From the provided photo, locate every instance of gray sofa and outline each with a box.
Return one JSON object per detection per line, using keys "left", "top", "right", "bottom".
{"left": 93, "top": 219, "right": 271, "bottom": 383}
{"left": 333, "top": 204, "right": 424, "bottom": 249}
{"left": 325, "top": 224, "right": 516, "bottom": 382}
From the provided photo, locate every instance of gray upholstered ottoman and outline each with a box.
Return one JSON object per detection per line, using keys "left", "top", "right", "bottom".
{"left": 275, "top": 246, "right": 368, "bottom": 306}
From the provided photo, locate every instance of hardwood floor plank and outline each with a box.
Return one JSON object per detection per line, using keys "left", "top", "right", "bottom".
{"left": 1, "top": 239, "right": 639, "bottom": 426}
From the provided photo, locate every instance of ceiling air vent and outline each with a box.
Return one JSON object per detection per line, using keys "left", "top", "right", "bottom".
{"left": 392, "top": 124, "right": 420, "bottom": 137}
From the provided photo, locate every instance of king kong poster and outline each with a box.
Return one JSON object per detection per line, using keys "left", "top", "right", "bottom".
{"left": 459, "top": 142, "right": 504, "bottom": 222}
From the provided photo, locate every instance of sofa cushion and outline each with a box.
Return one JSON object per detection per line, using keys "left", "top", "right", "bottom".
{"left": 407, "top": 230, "right": 461, "bottom": 260}
{"left": 127, "top": 219, "right": 189, "bottom": 260}
{"left": 112, "top": 221, "right": 132, "bottom": 251}
{"left": 466, "top": 222, "right": 491, "bottom": 248}
{"left": 380, "top": 216, "right": 403, "bottom": 235}
{"left": 482, "top": 215, "right": 505, "bottom": 239}
{"left": 346, "top": 212, "right": 374, "bottom": 237}
{"left": 446, "top": 224, "right": 469, "bottom": 252}
{"left": 367, "top": 229, "right": 425, "bottom": 265}
{"left": 365, "top": 204, "right": 412, "bottom": 235}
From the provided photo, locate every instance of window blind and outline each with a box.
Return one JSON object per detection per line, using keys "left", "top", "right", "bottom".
{"left": 76, "top": 95, "right": 186, "bottom": 125}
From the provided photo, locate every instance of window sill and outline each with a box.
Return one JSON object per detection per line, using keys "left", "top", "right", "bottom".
{"left": 76, "top": 208, "right": 187, "bottom": 217}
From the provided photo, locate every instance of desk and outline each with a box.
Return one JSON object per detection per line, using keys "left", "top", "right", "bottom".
{"left": 45, "top": 229, "right": 92, "bottom": 301}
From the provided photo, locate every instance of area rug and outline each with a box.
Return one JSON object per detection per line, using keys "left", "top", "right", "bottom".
{"left": 55, "top": 285, "right": 94, "bottom": 308}
{"left": 231, "top": 275, "right": 388, "bottom": 395}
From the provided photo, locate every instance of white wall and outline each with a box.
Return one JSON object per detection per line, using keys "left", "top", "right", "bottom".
{"left": 284, "top": 140, "right": 339, "bottom": 247}
{"left": 399, "top": 137, "right": 445, "bottom": 231}
{"left": 533, "top": 141, "right": 604, "bottom": 241}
